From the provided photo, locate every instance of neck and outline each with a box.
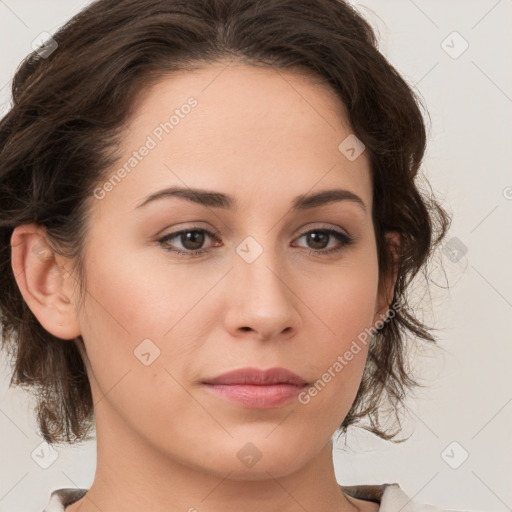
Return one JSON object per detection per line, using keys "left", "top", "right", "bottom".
{"left": 65, "top": 401, "right": 364, "bottom": 512}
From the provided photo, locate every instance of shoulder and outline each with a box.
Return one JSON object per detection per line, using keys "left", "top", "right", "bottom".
{"left": 44, "top": 484, "right": 460, "bottom": 512}
{"left": 42, "top": 488, "right": 88, "bottom": 512}
{"left": 340, "top": 482, "right": 452, "bottom": 511}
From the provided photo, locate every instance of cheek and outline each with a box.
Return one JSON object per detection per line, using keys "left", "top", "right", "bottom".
{"left": 296, "top": 255, "right": 379, "bottom": 412}
{"left": 76, "top": 257, "right": 203, "bottom": 445}
{"left": 79, "top": 239, "right": 206, "bottom": 343}
{"left": 309, "top": 256, "right": 379, "bottom": 349}
{"left": 75, "top": 242, "right": 215, "bottom": 413}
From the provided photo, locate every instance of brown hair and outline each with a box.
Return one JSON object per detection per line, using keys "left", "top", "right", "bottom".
{"left": 0, "top": 0, "right": 450, "bottom": 445}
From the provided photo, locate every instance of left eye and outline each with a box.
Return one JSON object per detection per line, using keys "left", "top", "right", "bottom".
{"left": 293, "top": 228, "right": 353, "bottom": 253}
{"left": 158, "top": 227, "right": 353, "bottom": 257}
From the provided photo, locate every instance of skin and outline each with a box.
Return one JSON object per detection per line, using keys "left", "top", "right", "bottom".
{"left": 11, "top": 61, "right": 398, "bottom": 512}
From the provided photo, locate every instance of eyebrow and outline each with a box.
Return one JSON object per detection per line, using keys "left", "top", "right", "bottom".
{"left": 134, "top": 186, "right": 367, "bottom": 213}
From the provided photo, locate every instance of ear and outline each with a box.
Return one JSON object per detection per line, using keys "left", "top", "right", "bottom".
{"left": 372, "top": 231, "right": 401, "bottom": 331}
{"left": 10, "top": 223, "right": 81, "bottom": 340}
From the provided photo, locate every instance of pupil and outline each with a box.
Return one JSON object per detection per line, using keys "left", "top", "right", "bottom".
{"left": 183, "top": 231, "right": 204, "bottom": 250}
{"left": 308, "top": 232, "right": 328, "bottom": 249}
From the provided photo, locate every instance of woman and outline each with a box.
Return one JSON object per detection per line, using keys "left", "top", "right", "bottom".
{"left": 0, "top": 0, "right": 451, "bottom": 510}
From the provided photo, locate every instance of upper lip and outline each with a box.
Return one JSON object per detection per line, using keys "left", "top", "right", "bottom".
{"left": 202, "top": 367, "right": 308, "bottom": 386}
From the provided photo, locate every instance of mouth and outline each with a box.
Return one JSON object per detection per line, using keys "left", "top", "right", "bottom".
{"left": 201, "top": 367, "right": 309, "bottom": 408}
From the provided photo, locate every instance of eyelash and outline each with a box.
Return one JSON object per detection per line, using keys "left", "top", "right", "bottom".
{"left": 157, "top": 226, "right": 354, "bottom": 258}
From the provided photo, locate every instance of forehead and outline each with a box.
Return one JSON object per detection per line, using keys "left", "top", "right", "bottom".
{"left": 94, "top": 62, "right": 372, "bottom": 216}
{"left": 129, "top": 61, "right": 353, "bottom": 145}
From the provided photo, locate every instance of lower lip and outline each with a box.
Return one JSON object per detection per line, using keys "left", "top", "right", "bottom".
{"left": 202, "top": 383, "right": 306, "bottom": 408}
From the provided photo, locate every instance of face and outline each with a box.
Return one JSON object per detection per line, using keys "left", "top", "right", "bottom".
{"left": 22, "top": 62, "right": 396, "bottom": 480}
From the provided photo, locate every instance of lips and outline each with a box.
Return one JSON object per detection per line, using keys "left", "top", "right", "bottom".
{"left": 202, "top": 367, "right": 308, "bottom": 386}
{"left": 201, "top": 367, "right": 308, "bottom": 408}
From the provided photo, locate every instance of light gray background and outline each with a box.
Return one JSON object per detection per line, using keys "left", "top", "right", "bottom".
{"left": 1, "top": 1, "right": 511, "bottom": 511}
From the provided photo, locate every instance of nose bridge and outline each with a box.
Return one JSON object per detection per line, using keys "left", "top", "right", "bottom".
{"left": 235, "top": 233, "right": 289, "bottom": 299}
{"left": 228, "top": 232, "right": 298, "bottom": 336}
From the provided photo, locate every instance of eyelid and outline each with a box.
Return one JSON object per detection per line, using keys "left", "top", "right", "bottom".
{"left": 157, "top": 222, "right": 351, "bottom": 242}
{"left": 291, "top": 222, "right": 351, "bottom": 238}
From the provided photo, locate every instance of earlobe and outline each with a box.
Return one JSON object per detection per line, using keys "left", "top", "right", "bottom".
{"left": 10, "top": 223, "right": 81, "bottom": 340}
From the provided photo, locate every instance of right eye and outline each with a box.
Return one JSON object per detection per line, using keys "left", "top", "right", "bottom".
{"left": 158, "top": 228, "right": 221, "bottom": 257}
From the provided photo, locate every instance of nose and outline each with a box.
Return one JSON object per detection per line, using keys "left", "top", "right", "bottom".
{"left": 224, "top": 242, "right": 301, "bottom": 342}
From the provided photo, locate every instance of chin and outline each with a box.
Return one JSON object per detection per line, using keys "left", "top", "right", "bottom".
{"left": 204, "top": 437, "right": 316, "bottom": 481}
